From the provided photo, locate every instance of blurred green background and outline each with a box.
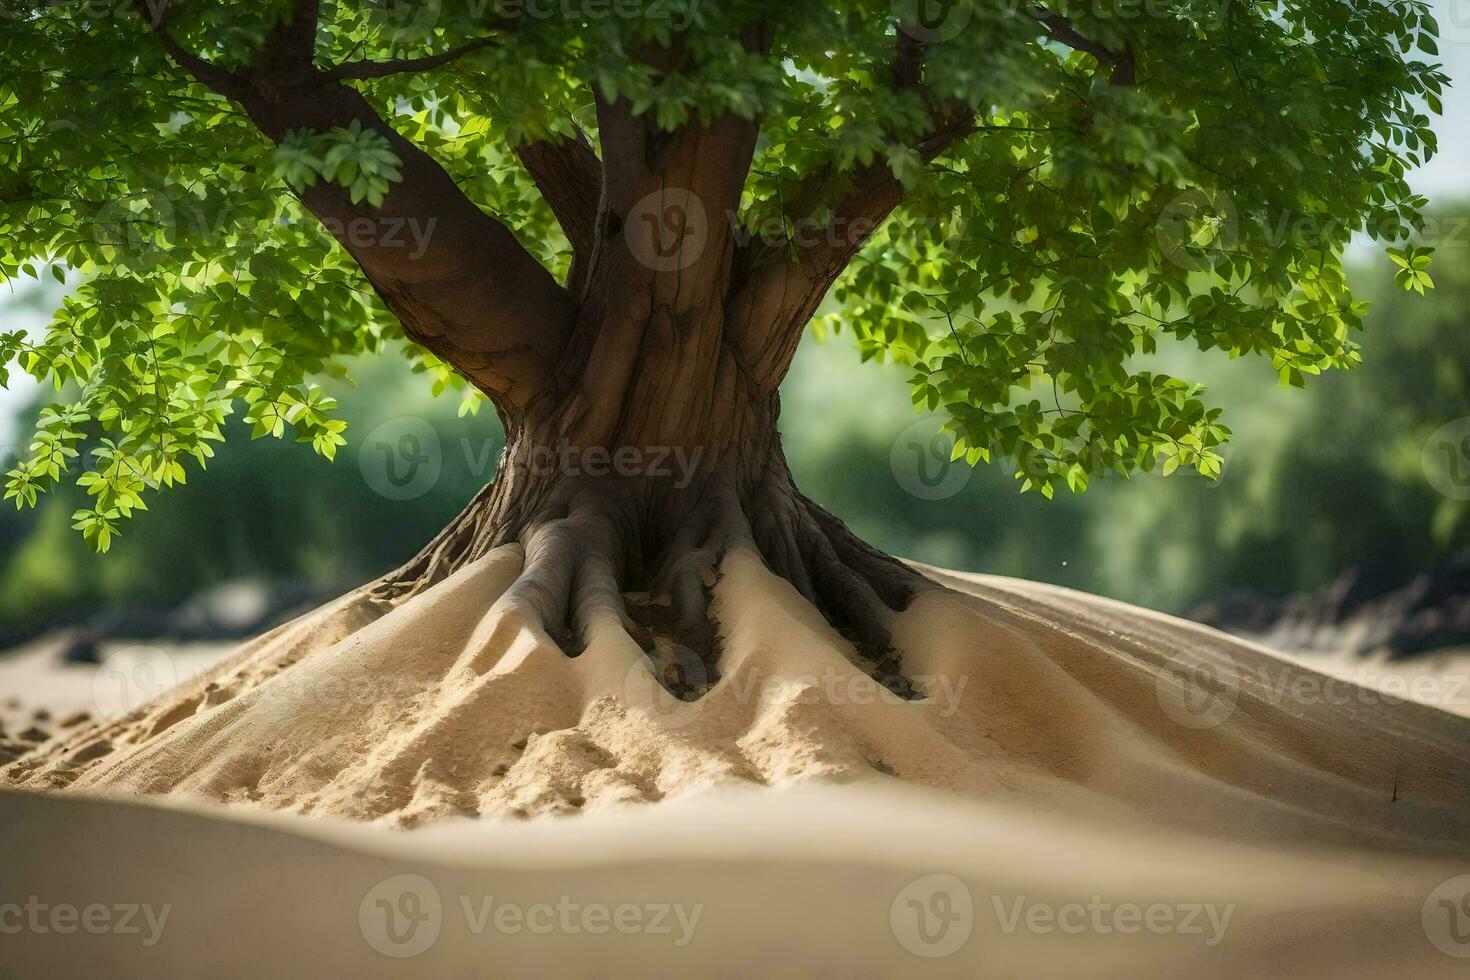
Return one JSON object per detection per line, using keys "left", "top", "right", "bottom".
{"left": 2, "top": 222, "right": 1468, "bottom": 645}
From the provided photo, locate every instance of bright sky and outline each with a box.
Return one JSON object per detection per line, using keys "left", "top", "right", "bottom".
{"left": 2, "top": 4, "right": 1468, "bottom": 452}
{"left": 1409, "top": 0, "right": 1470, "bottom": 201}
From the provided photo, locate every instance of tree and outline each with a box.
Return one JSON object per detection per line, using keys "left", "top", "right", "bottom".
{"left": 0, "top": 0, "right": 1444, "bottom": 673}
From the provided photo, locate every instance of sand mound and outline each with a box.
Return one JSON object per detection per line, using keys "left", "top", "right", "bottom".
{"left": 6, "top": 546, "right": 1470, "bottom": 851}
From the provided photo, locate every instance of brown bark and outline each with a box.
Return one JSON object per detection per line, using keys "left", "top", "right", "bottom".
{"left": 137, "top": 2, "right": 579, "bottom": 410}
{"left": 515, "top": 130, "right": 603, "bottom": 293}
{"left": 238, "top": 80, "right": 580, "bottom": 411}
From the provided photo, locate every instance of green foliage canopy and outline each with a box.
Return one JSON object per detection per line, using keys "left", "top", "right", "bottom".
{"left": 0, "top": 0, "right": 1445, "bottom": 549}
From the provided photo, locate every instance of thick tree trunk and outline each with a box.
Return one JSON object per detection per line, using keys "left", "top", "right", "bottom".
{"left": 371, "top": 375, "right": 928, "bottom": 698}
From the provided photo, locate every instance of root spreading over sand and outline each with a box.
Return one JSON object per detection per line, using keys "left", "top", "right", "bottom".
{"left": 6, "top": 547, "right": 1469, "bottom": 853}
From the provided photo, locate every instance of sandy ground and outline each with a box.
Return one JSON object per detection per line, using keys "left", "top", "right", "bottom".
{"left": 5, "top": 779, "right": 1470, "bottom": 978}
{"left": 0, "top": 636, "right": 234, "bottom": 757}
{"left": 4, "top": 550, "right": 1470, "bottom": 976}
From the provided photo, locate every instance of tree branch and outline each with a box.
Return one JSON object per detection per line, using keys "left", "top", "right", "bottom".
{"left": 892, "top": 25, "right": 926, "bottom": 88}
{"left": 725, "top": 117, "right": 973, "bottom": 393}
{"left": 318, "top": 36, "right": 504, "bottom": 83}
{"left": 1030, "top": 6, "right": 1137, "bottom": 86}
{"left": 725, "top": 6, "right": 1138, "bottom": 393}
{"left": 127, "top": 0, "right": 577, "bottom": 413}
{"left": 514, "top": 129, "right": 603, "bottom": 293}
{"left": 129, "top": 0, "right": 255, "bottom": 102}
{"left": 725, "top": 15, "right": 976, "bottom": 395}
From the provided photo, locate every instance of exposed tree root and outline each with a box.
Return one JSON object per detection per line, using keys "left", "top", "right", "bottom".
{"left": 369, "top": 446, "right": 931, "bottom": 702}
